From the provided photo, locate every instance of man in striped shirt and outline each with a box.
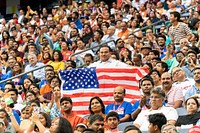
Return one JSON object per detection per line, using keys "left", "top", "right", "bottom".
{"left": 168, "top": 11, "right": 193, "bottom": 51}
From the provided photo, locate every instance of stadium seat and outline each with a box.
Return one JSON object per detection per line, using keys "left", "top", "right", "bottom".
{"left": 118, "top": 121, "right": 134, "bottom": 131}
{"left": 176, "top": 107, "right": 187, "bottom": 116}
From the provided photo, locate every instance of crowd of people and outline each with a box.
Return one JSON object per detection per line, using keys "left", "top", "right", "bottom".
{"left": 0, "top": 0, "right": 200, "bottom": 132}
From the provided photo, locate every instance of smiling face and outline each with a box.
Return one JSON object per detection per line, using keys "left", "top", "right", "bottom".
{"left": 161, "top": 72, "right": 172, "bottom": 90}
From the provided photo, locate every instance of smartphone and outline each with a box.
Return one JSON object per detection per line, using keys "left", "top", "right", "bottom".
{"left": 33, "top": 107, "right": 40, "bottom": 114}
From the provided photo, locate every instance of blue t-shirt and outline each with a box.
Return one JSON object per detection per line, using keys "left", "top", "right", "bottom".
{"left": 105, "top": 101, "right": 132, "bottom": 119}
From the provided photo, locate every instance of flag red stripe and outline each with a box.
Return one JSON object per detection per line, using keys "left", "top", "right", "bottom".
{"left": 61, "top": 68, "right": 148, "bottom": 115}
{"left": 63, "top": 93, "right": 141, "bottom": 99}
{"left": 99, "top": 84, "right": 139, "bottom": 89}
{"left": 98, "top": 75, "right": 138, "bottom": 81}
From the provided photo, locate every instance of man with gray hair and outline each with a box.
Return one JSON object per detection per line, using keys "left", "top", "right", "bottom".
{"left": 161, "top": 123, "right": 178, "bottom": 133}
{"left": 102, "top": 26, "right": 119, "bottom": 50}
{"left": 134, "top": 87, "right": 178, "bottom": 131}
{"left": 24, "top": 53, "right": 45, "bottom": 81}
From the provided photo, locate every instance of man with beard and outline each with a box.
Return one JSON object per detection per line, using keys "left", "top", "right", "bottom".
{"left": 60, "top": 97, "right": 84, "bottom": 129}
{"left": 134, "top": 87, "right": 178, "bottom": 131}
{"left": 88, "top": 114, "right": 104, "bottom": 133}
{"left": 105, "top": 86, "right": 132, "bottom": 122}
{"left": 185, "top": 67, "right": 200, "bottom": 100}
{"left": 161, "top": 72, "right": 183, "bottom": 108}
{"left": 131, "top": 77, "right": 154, "bottom": 120}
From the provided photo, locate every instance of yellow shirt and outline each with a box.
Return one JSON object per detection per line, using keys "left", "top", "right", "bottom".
{"left": 48, "top": 61, "right": 65, "bottom": 72}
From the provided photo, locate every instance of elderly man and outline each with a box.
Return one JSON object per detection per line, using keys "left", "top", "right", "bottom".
{"left": 105, "top": 86, "right": 132, "bottom": 122}
{"left": 102, "top": 26, "right": 119, "bottom": 50}
{"left": 134, "top": 87, "right": 178, "bottom": 131}
{"left": 161, "top": 72, "right": 183, "bottom": 108}
{"left": 24, "top": 53, "right": 45, "bottom": 81}
{"left": 89, "top": 45, "right": 130, "bottom": 68}
{"left": 172, "top": 67, "right": 194, "bottom": 96}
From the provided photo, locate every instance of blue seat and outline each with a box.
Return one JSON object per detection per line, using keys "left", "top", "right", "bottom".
{"left": 118, "top": 121, "right": 133, "bottom": 131}
{"left": 176, "top": 107, "right": 187, "bottom": 116}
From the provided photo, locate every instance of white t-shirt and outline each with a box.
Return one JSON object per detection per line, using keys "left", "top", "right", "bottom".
{"left": 134, "top": 106, "right": 178, "bottom": 131}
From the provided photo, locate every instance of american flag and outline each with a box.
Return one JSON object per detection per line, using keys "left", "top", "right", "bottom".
{"left": 59, "top": 67, "right": 148, "bottom": 115}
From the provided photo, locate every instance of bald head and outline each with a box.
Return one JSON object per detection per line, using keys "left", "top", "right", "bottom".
{"left": 114, "top": 86, "right": 125, "bottom": 103}
{"left": 107, "top": 26, "right": 116, "bottom": 36}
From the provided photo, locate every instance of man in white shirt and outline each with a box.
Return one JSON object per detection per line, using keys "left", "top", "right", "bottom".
{"left": 89, "top": 45, "right": 130, "bottom": 68}
{"left": 101, "top": 26, "right": 119, "bottom": 50}
{"left": 25, "top": 53, "right": 45, "bottom": 81}
{"left": 134, "top": 87, "right": 178, "bottom": 131}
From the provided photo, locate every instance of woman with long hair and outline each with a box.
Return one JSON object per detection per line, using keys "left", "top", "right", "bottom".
{"left": 48, "top": 50, "right": 65, "bottom": 74}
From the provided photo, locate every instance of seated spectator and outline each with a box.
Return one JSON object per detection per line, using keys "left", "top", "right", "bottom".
{"left": 149, "top": 69, "right": 162, "bottom": 88}
{"left": 74, "top": 123, "right": 87, "bottom": 133}
{"left": 105, "top": 111, "right": 122, "bottom": 133}
{"left": 105, "top": 86, "right": 132, "bottom": 123}
{"left": 175, "top": 97, "right": 200, "bottom": 127}
{"left": 84, "top": 96, "right": 106, "bottom": 127}
{"left": 134, "top": 87, "right": 178, "bottom": 131}
{"left": 148, "top": 113, "right": 167, "bottom": 133}
{"left": 48, "top": 50, "right": 65, "bottom": 74}
{"left": 154, "top": 61, "right": 168, "bottom": 75}
{"left": 124, "top": 125, "right": 142, "bottom": 133}
{"left": 161, "top": 123, "right": 178, "bottom": 133}
{"left": 88, "top": 114, "right": 104, "bottom": 133}
{"left": 185, "top": 67, "right": 200, "bottom": 100}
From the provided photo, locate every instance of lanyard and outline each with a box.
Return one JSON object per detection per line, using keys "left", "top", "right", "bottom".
{"left": 113, "top": 102, "right": 124, "bottom": 111}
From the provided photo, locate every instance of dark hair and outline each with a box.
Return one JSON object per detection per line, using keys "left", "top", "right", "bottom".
{"left": 56, "top": 117, "right": 73, "bottom": 133}
{"left": 140, "top": 77, "right": 154, "bottom": 88}
{"left": 45, "top": 65, "right": 54, "bottom": 71}
{"left": 5, "top": 82, "right": 15, "bottom": 89}
{"left": 50, "top": 76, "right": 61, "bottom": 86}
{"left": 152, "top": 57, "right": 161, "bottom": 61}
{"left": 26, "top": 90, "right": 37, "bottom": 98}
{"left": 156, "top": 61, "right": 168, "bottom": 72}
{"left": 88, "top": 114, "right": 104, "bottom": 125}
{"left": 84, "top": 53, "right": 94, "bottom": 61}
{"left": 99, "top": 45, "right": 112, "bottom": 52}
{"left": 187, "top": 50, "right": 197, "bottom": 57}
{"left": 143, "top": 63, "right": 153, "bottom": 71}
{"left": 73, "top": 11, "right": 79, "bottom": 18}
{"left": 106, "top": 111, "right": 119, "bottom": 121}
{"left": 40, "top": 112, "right": 51, "bottom": 128}
{"left": 124, "top": 125, "right": 142, "bottom": 133}
{"left": 149, "top": 69, "right": 161, "bottom": 78}
{"left": 176, "top": 51, "right": 185, "bottom": 56}
{"left": 28, "top": 83, "right": 39, "bottom": 91}
{"left": 66, "top": 60, "right": 76, "bottom": 68}
{"left": 170, "top": 11, "right": 180, "bottom": 22}
{"left": 185, "top": 97, "right": 200, "bottom": 108}
{"left": 157, "top": 34, "right": 166, "bottom": 41}
{"left": 150, "top": 50, "right": 160, "bottom": 57}
{"left": 30, "top": 99, "right": 40, "bottom": 107}
{"left": 52, "top": 50, "right": 63, "bottom": 61}
{"left": 89, "top": 96, "right": 105, "bottom": 114}
{"left": 148, "top": 113, "right": 167, "bottom": 130}
{"left": 0, "top": 109, "right": 9, "bottom": 120}
{"left": 60, "top": 97, "right": 72, "bottom": 104}
{"left": 8, "top": 88, "right": 18, "bottom": 95}
{"left": 82, "top": 128, "right": 96, "bottom": 133}
{"left": 95, "top": 30, "right": 104, "bottom": 38}
{"left": 22, "top": 78, "right": 34, "bottom": 92}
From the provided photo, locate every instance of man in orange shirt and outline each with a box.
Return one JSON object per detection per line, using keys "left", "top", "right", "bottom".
{"left": 117, "top": 21, "right": 130, "bottom": 41}
{"left": 60, "top": 97, "right": 84, "bottom": 129}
